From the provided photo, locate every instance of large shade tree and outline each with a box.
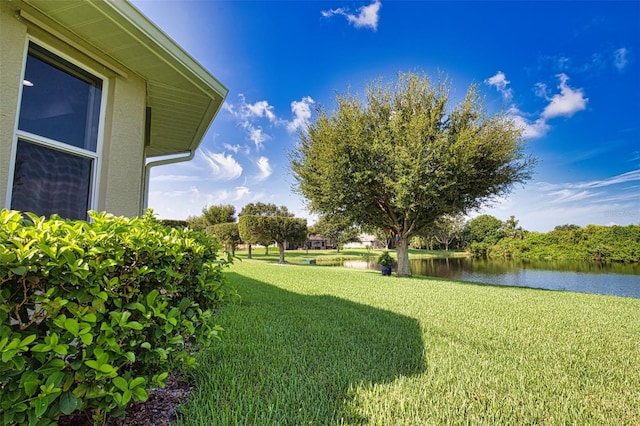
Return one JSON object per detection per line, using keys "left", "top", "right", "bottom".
{"left": 238, "top": 203, "right": 293, "bottom": 257}
{"left": 212, "top": 222, "right": 242, "bottom": 256}
{"left": 186, "top": 204, "right": 236, "bottom": 231}
{"left": 291, "top": 72, "right": 535, "bottom": 276}
{"left": 263, "top": 216, "right": 308, "bottom": 264}
{"left": 187, "top": 204, "right": 240, "bottom": 255}
{"left": 239, "top": 215, "right": 307, "bottom": 264}
{"left": 425, "top": 214, "right": 465, "bottom": 251}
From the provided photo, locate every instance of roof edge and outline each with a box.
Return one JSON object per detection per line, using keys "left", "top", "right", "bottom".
{"left": 101, "top": 0, "right": 228, "bottom": 99}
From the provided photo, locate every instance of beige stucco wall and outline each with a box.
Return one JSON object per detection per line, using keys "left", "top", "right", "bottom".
{"left": 99, "top": 74, "right": 146, "bottom": 217}
{"left": 0, "top": 2, "right": 146, "bottom": 218}
{"left": 0, "top": 1, "right": 27, "bottom": 209}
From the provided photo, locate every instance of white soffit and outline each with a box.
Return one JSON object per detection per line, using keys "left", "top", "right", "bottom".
{"left": 21, "top": 0, "right": 228, "bottom": 157}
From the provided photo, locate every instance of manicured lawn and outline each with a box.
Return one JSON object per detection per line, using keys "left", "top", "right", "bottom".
{"left": 234, "top": 247, "right": 467, "bottom": 265}
{"left": 176, "top": 259, "right": 640, "bottom": 425}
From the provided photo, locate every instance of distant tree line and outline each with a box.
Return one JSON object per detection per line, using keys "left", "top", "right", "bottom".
{"left": 166, "top": 205, "right": 639, "bottom": 264}
{"left": 408, "top": 213, "right": 639, "bottom": 263}
{"left": 184, "top": 203, "right": 307, "bottom": 264}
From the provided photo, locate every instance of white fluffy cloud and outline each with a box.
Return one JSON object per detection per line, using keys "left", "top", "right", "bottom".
{"left": 241, "top": 122, "right": 269, "bottom": 149}
{"left": 487, "top": 72, "right": 587, "bottom": 139}
{"left": 506, "top": 107, "right": 550, "bottom": 139}
{"left": 243, "top": 99, "right": 276, "bottom": 122}
{"left": 541, "top": 74, "right": 588, "bottom": 119}
{"left": 255, "top": 156, "right": 273, "bottom": 181}
{"left": 226, "top": 95, "right": 277, "bottom": 122}
{"left": 321, "top": 0, "right": 382, "bottom": 30}
{"left": 223, "top": 143, "right": 251, "bottom": 155}
{"left": 199, "top": 150, "right": 243, "bottom": 181}
{"left": 232, "top": 186, "right": 251, "bottom": 201}
{"left": 485, "top": 71, "right": 512, "bottom": 101}
{"left": 287, "top": 96, "right": 315, "bottom": 132}
{"left": 223, "top": 95, "right": 277, "bottom": 149}
{"left": 224, "top": 93, "right": 316, "bottom": 148}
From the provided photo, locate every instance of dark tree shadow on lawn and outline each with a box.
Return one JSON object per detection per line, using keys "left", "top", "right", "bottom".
{"left": 180, "top": 272, "right": 426, "bottom": 425}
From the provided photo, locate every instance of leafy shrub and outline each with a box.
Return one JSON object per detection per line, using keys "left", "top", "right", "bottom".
{"left": 376, "top": 251, "right": 395, "bottom": 267}
{"left": 159, "top": 219, "right": 188, "bottom": 228}
{"left": 0, "top": 209, "right": 238, "bottom": 425}
{"left": 468, "top": 242, "right": 490, "bottom": 258}
{"left": 485, "top": 224, "right": 640, "bottom": 263}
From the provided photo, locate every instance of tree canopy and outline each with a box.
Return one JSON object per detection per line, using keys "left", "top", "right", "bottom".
{"left": 187, "top": 204, "right": 236, "bottom": 232}
{"left": 310, "top": 214, "right": 360, "bottom": 252}
{"left": 238, "top": 203, "right": 293, "bottom": 257}
{"left": 291, "top": 72, "right": 535, "bottom": 276}
{"left": 212, "top": 222, "right": 242, "bottom": 256}
{"left": 202, "top": 204, "right": 236, "bottom": 225}
{"left": 239, "top": 215, "right": 307, "bottom": 264}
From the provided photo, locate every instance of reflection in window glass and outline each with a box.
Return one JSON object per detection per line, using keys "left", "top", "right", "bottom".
{"left": 18, "top": 43, "right": 102, "bottom": 152}
{"left": 11, "top": 141, "right": 93, "bottom": 220}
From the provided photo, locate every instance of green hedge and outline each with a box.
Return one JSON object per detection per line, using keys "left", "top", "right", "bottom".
{"left": 0, "top": 209, "right": 238, "bottom": 425}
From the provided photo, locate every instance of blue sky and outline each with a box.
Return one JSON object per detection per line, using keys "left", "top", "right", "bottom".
{"left": 133, "top": 0, "right": 639, "bottom": 232}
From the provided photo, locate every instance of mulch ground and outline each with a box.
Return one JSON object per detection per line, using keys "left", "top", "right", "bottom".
{"left": 58, "top": 376, "right": 193, "bottom": 426}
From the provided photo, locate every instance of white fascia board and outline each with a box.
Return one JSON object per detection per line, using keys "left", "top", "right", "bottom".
{"left": 100, "top": 0, "right": 228, "bottom": 100}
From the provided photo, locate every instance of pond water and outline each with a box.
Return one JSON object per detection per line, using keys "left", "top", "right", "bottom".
{"left": 341, "top": 257, "right": 640, "bottom": 299}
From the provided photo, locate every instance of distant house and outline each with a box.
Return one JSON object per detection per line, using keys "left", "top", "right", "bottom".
{"left": 306, "top": 234, "right": 336, "bottom": 250}
{"left": 343, "top": 233, "right": 387, "bottom": 249}
{"left": 1, "top": 0, "right": 227, "bottom": 219}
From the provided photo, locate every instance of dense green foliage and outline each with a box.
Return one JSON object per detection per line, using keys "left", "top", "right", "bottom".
{"left": 186, "top": 204, "right": 236, "bottom": 232}
{"left": 0, "top": 210, "right": 237, "bottom": 425}
{"left": 463, "top": 214, "right": 505, "bottom": 256}
{"left": 211, "top": 223, "right": 241, "bottom": 256}
{"left": 309, "top": 214, "right": 360, "bottom": 252}
{"left": 158, "top": 219, "right": 188, "bottom": 228}
{"left": 376, "top": 251, "right": 395, "bottom": 267}
{"left": 425, "top": 214, "right": 465, "bottom": 251}
{"left": 237, "top": 215, "right": 263, "bottom": 258}
{"left": 201, "top": 205, "right": 236, "bottom": 226}
{"left": 176, "top": 260, "right": 640, "bottom": 425}
{"left": 290, "top": 71, "right": 535, "bottom": 276}
{"left": 258, "top": 216, "right": 307, "bottom": 264}
{"left": 238, "top": 203, "right": 292, "bottom": 258}
{"left": 490, "top": 223, "right": 640, "bottom": 262}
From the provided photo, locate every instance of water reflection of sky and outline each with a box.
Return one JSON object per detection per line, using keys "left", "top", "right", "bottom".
{"left": 456, "top": 268, "right": 640, "bottom": 299}
{"left": 341, "top": 258, "right": 640, "bottom": 299}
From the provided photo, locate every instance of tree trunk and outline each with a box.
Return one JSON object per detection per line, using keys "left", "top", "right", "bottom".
{"left": 247, "top": 244, "right": 252, "bottom": 259}
{"left": 278, "top": 243, "right": 286, "bottom": 264}
{"left": 396, "top": 238, "right": 412, "bottom": 277}
{"left": 265, "top": 245, "right": 269, "bottom": 255}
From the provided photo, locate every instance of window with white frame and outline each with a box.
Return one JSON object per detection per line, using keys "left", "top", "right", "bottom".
{"left": 10, "top": 42, "right": 103, "bottom": 220}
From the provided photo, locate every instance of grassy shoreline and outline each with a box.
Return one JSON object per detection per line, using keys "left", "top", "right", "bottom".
{"left": 233, "top": 247, "right": 469, "bottom": 265}
{"left": 176, "top": 258, "right": 640, "bottom": 425}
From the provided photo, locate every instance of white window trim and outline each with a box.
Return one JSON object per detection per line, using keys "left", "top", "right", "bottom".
{"left": 6, "top": 36, "right": 108, "bottom": 218}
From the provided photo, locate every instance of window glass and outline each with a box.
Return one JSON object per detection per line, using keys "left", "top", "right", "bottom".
{"left": 11, "top": 141, "right": 93, "bottom": 220}
{"left": 11, "top": 42, "right": 103, "bottom": 220}
{"left": 18, "top": 43, "right": 102, "bottom": 152}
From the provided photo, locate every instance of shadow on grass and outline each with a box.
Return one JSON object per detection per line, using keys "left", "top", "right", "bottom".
{"left": 181, "top": 272, "right": 426, "bottom": 425}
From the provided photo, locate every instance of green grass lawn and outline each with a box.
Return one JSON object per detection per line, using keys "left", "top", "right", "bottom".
{"left": 176, "top": 258, "right": 640, "bottom": 425}
{"left": 233, "top": 247, "right": 467, "bottom": 265}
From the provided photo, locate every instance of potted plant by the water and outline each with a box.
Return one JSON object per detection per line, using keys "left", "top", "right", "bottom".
{"left": 377, "top": 251, "right": 394, "bottom": 276}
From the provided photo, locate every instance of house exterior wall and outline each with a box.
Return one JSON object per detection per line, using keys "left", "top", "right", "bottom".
{"left": 99, "top": 74, "right": 146, "bottom": 217}
{"left": 0, "top": 1, "right": 26, "bottom": 208}
{"left": 1, "top": 1, "right": 146, "bottom": 218}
